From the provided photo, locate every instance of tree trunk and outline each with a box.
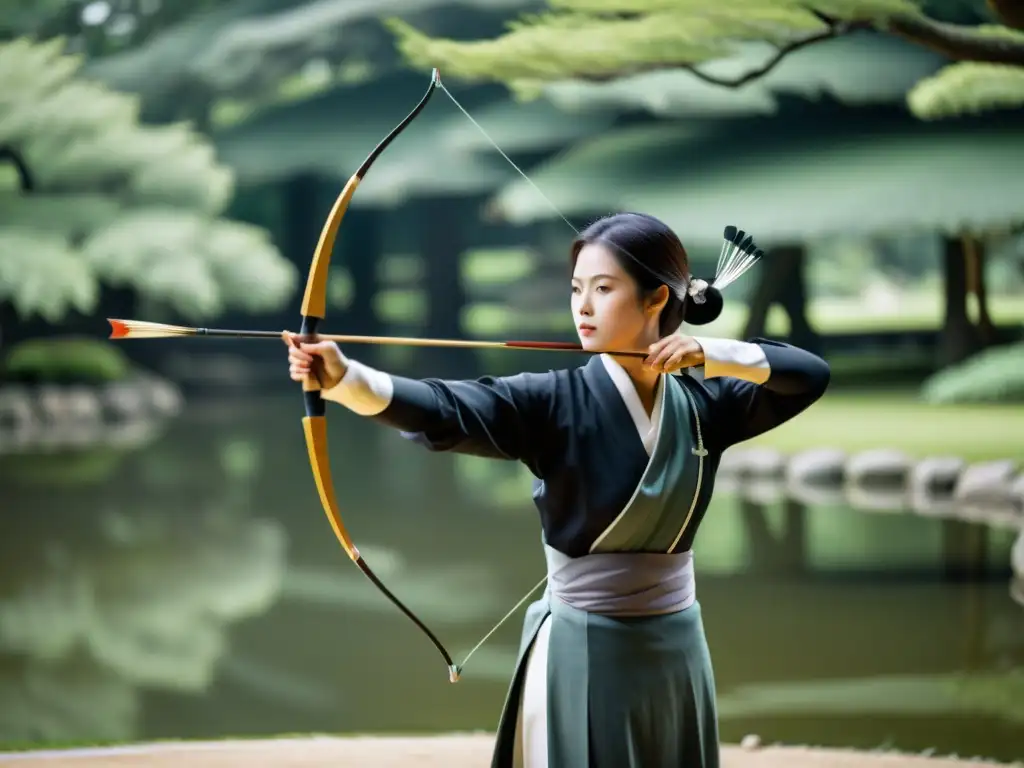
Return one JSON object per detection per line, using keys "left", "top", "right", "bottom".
{"left": 339, "top": 208, "right": 383, "bottom": 367}
{"left": 416, "top": 195, "right": 469, "bottom": 376}
{"left": 278, "top": 172, "right": 336, "bottom": 334}
{"left": 0, "top": 301, "right": 20, "bottom": 352}
{"left": 408, "top": 196, "right": 471, "bottom": 502}
{"left": 283, "top": 173, "right": 325, "bottom": 275}
{"left": 0, "top": 147, "right": 36, "bottom": 350}
{"left": 962, "top": 234, "right": 995, "bottom": 347}
{"left": 778, "top": 249, "right": 820, "bottom": 354}
{"left": 741, "top": 243, "right": 821, "bottom": 353}
{"left": 939, "top": 236, "right": 982, "bottom": 367}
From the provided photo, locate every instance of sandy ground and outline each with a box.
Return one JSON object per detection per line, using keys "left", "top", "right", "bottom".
{"left": 0, "top": 735, "right": 1018, "bottom": 768}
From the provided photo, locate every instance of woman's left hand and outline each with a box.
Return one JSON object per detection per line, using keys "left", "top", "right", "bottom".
{"left": 645, "top": 335, "right": 705, "bottom": 373}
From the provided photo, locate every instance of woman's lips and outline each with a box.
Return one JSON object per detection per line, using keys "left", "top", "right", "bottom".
{"left": 579, "top": 324, "right": 596, "bottom": 337}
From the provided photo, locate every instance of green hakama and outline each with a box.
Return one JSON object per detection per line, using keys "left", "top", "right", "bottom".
{"left": 497, "top": 365, "right": 720, "bottom": 768}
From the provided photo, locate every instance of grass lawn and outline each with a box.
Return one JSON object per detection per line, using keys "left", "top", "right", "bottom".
{"left": 747, "top": 389, "right": 1024, "bottom": 462}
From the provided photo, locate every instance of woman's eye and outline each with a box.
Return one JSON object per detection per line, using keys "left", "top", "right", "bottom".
{"left": 596, "top": 285, "right": 611, "bottom": 293}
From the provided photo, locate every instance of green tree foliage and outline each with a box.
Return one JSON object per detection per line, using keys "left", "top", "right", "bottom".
{"left": 388, "top": 0, "right": 1024, "bottom": 119}
{"left": 921, "top": 340, "right": 1024, "bottom": 402}
{"left": 3, "top": 337, "right": 131, "bottom": 383}
{"left": 13, "top": 0, "right": 536, "bottom": 128}
{"left": 0, "top": 37, "right": 297, "bottom": 324}
{"left": 0, "top": 0, "right": 67, "bottom": 40}
{"left": 0, "top": 0, "right": 222, "bottom": 55}
{"left": 908, "top": 60, "right": 1024, "bottom": 117}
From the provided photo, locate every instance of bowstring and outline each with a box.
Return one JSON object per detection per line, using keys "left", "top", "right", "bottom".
{"left": 436, "top": 81, "right": 572, "bottom": 677}
{"left": 438, "top": 82, "right": 579, "bottom": 236}
{"left": 455, "top": 573, "right": 549, "bottom": 675}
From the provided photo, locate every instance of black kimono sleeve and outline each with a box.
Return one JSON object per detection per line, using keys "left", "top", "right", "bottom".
{"left": 702, "top": 338, "right": 830, "bottom": 451}
{"left": 370, "top": 371, "right": 559, "bottom": 476}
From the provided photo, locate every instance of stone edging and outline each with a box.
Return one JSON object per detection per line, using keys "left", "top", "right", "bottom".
{"left": 719, "top": 446, "right": 1024, "bottom": 529}
{"left": 0, "top": 373, "right": 183, "bottom": 454}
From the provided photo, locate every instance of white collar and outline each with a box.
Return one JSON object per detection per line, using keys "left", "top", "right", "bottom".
{"left": 599, "top": 354, "right": 663, "bottom": 456}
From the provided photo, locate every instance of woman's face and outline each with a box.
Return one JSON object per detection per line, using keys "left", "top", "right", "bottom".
{"left": 571, "top": 242, "right": 666, "bottom": 353}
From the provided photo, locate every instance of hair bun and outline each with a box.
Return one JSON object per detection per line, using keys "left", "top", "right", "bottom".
{"left": 683, "top": 282, "right": 723, "bottom": 326}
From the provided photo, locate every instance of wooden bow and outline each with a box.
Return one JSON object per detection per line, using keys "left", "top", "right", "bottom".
{"left": 291, "top": 68, "right": 466, "bottom": 683}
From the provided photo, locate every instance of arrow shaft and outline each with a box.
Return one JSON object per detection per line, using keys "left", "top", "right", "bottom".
{"left": 179, "top": 327, "right": 648, "bottom": 358}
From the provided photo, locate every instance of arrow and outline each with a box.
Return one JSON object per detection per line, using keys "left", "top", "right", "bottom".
{"left": 107, "top": 318, "right": 648, "bottom": 358}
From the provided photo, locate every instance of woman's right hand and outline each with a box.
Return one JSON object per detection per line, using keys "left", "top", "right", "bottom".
{"left": 284, "top": 332, "right": 348, "bottom": 389}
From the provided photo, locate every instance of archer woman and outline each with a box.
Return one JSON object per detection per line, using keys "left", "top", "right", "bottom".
{"left": 285, "top": 212, "right": 830, "bottom": 768}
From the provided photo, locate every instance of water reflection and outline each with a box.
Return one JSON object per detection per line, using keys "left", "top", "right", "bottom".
{"left": 0, "top": 391, "right": 1021, "bottom": 760}
{"left": 0, "top": 413, "right": 288, "bottom": 744}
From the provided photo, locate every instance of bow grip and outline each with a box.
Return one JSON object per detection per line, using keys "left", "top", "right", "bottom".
{"left": 299, "top": 315, "right": 327, "bottom": 418}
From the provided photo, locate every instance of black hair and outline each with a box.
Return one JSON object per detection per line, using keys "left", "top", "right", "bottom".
{"left": 569, "top": 212, "right": 721, "bottom": 335}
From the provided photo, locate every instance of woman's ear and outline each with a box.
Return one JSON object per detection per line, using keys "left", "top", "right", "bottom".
{"left": 645, "top": 284, "right": 670, "bottom": 316}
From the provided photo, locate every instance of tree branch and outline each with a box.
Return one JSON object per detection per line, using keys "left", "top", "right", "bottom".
{"left": 680, "top": 18, "right": 869, "bottom": 89}
{"left": 885, "top": 12, "right": 1024, "bottom": 64}
{"left": 681, "top": 28, "right": 843, "bottom": 88}
{"left": 670, "top": 9, "right": 1024, "bottom": 92}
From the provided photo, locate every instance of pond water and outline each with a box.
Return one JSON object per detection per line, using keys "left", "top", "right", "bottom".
{"left": 0, "top": 389, "right": 1021, "bottom": 760}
